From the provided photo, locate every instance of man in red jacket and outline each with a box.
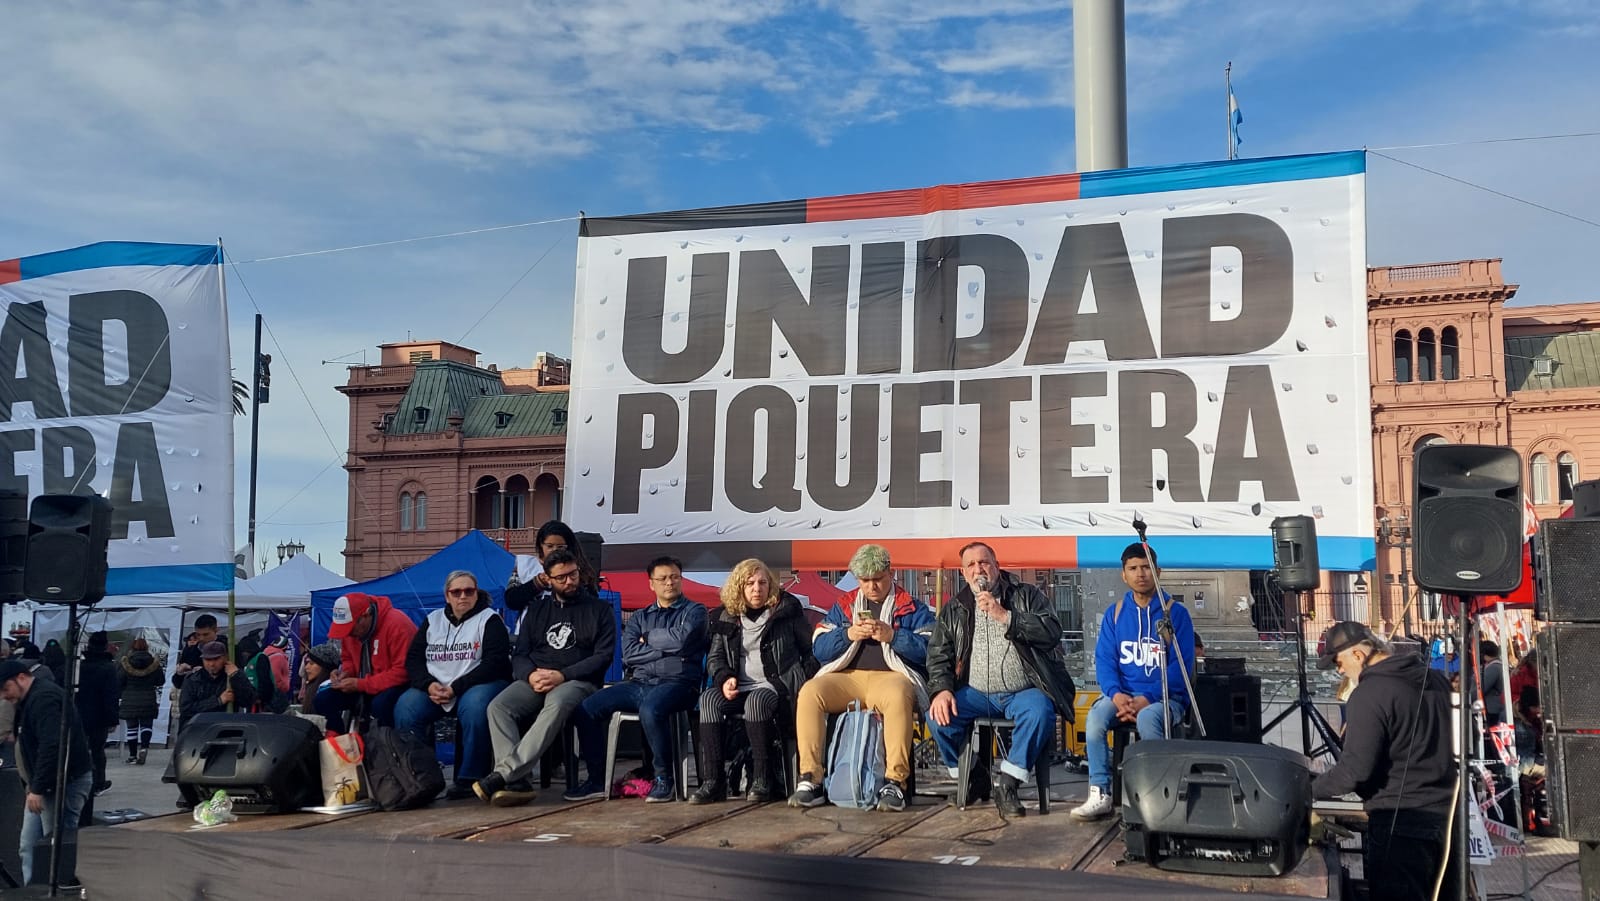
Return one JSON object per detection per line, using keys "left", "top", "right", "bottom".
{"left": 316, "top": 593, "right": 417, "bottom": 732}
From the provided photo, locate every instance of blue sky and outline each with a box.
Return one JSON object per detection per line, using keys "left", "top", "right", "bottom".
{"left": 2, "top": 0, "right": 1597, "bottom": 576}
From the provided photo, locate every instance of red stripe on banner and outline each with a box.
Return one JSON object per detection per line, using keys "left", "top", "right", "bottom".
{"left": 790, "top": 536, "right": 1079, "bottom": 570}
{"left": 0, "top": 259, "right": 19, "bottom": 284}
{"left": 806, "top": 173, "right": 1082, "bottom": 223}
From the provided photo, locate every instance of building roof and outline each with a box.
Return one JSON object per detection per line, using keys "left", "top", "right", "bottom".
{"left": 387, "top": 361, "right": 504, "bottom": 435}
{"left": 1506, "top": 332, "right": 1600, "bottom": 392}
{"left": 462, "top": 391, "right": 569, "bottom": 438}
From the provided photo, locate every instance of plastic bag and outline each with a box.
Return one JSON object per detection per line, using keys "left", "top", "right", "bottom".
{"left": 193, "top": 789, "right": 238, "bottom": 826}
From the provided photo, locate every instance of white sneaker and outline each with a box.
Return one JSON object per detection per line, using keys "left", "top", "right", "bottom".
{"left": 1070, "top": 785, "right": 1114, "bottom": 821}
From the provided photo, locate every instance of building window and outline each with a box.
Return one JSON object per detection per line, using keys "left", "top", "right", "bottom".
{"left": 379, "top": 411, "right": 395, "bottom": 432}
{"left": 1558, "top": 453, "right": 1579, "bottom": 504}
{"left": 413, "top": 406, "right": 429, "bottom": 425}
{"left": 1417, "top": 329, "right": 1436, "bottom": 382}
{"left": 494, "top": 411, "right": 513, "bottom": 429}
{"left": 503, "top": 475, "right": 530, "bottom": 530}
{"left": 552, "top": 408, "right": 567, "bottom": 427}
{"left": 474, "top": 477, "right": 502, "bottom": 529}
{"left": 414, "top": 492, "right": 427, "bottom": 530}
{"left": 1394, "top": 330, "right": 1412, "bottom": 383}
{"left": 399, "top": 492, "right": 414, "bottom": 531}
{"left": 1440, "top": 326, "right": 1459, "bottom": 380}
{"left": 1531, "top": 454, "right": 1551, "bottom": 504}
{"left": 1414, "top": 434, "right": 1447, "bottom": 453}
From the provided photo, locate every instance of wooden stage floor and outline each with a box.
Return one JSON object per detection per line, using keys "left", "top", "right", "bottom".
{"left": 101, "top": 787, "right": 1339, "bottom": 900}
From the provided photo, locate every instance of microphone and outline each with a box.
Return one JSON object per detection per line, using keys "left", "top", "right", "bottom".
{"left": 975, "top": 574, "right": 990, "bottom": 594}
{"left": 1132, "top": 517, "right": 1149, "bottom": 540}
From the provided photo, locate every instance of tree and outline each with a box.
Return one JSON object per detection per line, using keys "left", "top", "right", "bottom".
{"left": 233, "top": 378, "right": 248, "bottom": 415}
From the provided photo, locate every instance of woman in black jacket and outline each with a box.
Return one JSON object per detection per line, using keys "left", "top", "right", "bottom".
{"left": 118, "top": 638, "right": 165, "bottom": 764}
{"left": 691, "top": 559, "right": 817, "bottom": 804}
{"left": 76, "top": 632, "right": 122, "bottom": 793}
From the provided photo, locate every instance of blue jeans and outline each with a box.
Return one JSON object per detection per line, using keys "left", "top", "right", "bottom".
{"left": 314, "top": 684, "right": 405, "bottom": 731}
{"left": 929, "top": 686, "right": 1055, "bottom": 782}
{"left": 21, "top": 771, "right": 92, "bottom": 884}
{"left": 1084, "top": 694, "right": 1184, "bottom": 790}
{"left": 573, "top": 679, "right": 699, "bottom": 786}
{"left": 394, "top": 681, "right": 510, "bottom": 782}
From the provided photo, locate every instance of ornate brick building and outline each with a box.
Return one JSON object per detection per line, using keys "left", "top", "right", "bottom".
{"left": 339, "top": 341, "right": 570, "bottom": 580}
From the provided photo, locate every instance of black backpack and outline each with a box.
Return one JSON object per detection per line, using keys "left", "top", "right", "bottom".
{"left": 360, "top": 725, "right": 445, "bottom": 810}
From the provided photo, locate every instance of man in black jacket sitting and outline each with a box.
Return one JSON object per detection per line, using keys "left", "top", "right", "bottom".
{"left": 176, "top": 642, "right": 256, "bottom": 735}
{"left": 1, "top": 659, "right": 93, "bottom": 885}
{"left": 926, "top": 541, "right": 1075, "bottom": 817}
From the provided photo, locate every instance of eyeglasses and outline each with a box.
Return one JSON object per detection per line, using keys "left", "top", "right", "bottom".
{"left": 446, "top": 588, "right": 476, "bottom": 597}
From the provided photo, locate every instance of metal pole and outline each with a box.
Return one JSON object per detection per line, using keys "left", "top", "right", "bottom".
{"left": 1073, "top": 0, "right": 1128, "bottom": 172}
{"left": 1225, "top": 61, "right": 1235, "bottom": 160}
{"left": 247, "top": 313, "right": 263, "bottom": 552}
{"left": 1398, "top": 532, "right": 1413, "bottom": 635}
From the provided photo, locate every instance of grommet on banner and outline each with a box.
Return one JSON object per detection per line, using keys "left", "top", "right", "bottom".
{"left": 594, "top": 495, "right": 605, "bottom": 507}
{"left": 580, "top": 467, "right": 590, "bottom": 476}
{"left": 1326, "top": 394, "right": 1338, "bottom": 403}
{"left": 1280, "top": 382, "right": 1293, "bottom": 391}
{"left": 959, "top": 498, "right": 970, "bottom": 510}
{"left": 1325, "top": 316, "right": 1337, "bottom": 327}
{"left": 1306, "top": 444, "right": 1320, "bottom": 455}
{"left": 1086, "top": 512, "right": 1099, "bottom": 526}
{"left": 1296, "top": 340, "right": 1309, "bottom": 351}
{"left": 998, "top": 516, "right": 1010, "bottom": 528}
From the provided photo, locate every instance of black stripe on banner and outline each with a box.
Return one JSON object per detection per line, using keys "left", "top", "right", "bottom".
{"left": 580, "top": 200, "right": 807, "bottom": 237}
{"left": 600, "top": 541, "right": 797, "bottom": 572}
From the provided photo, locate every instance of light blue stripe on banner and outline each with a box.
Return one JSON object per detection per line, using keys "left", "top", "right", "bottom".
{"left": 1076, "top": 150, "right": 1365, "bottom": 201}
{"left": 106, "top": 562, "right": 234, "bottom": 596}
{"left": 1076, "top": 535, "right": 1376, "bottom": 572}
{"left": 18, "top": 242, "right": 222, "bottom": 280}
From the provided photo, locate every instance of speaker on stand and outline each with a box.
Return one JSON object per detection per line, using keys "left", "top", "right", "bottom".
{"left": 574, "top": 530, "right": 605, "bottom": 577}
{"left": 1260, "top": 516, "right": 1340, "bottom": 762}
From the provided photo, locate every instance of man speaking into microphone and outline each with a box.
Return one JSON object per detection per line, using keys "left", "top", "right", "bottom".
{"left": 926, "top": 542, "right": 1076, "bottom": 817}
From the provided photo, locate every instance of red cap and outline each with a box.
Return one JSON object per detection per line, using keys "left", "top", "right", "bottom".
{"left": 328, "top": 593, "right": 376, "bottom": 640}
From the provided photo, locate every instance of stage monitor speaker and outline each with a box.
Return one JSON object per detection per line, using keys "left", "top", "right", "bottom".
{"left": 22, "top": 494, "right": 111, "bottom": 604}
{"left": 1412, "top": 444, "right": 1523, "bottom": 594}
{"left": 1545, "top": 733, "right": 1600, "bottom": 842}
{"left": 1533, "top": 519, "right": 1600, "bottom": 623}
{"left": 1193, "top": 673, "right": 1263, "bottom": 743}
{"left": 0, "top": 766, "right": 21, "bottom": 886}
{"left": 1536, "top": 624, "right": 1600, "bottom": 732}
{"left": 574, "top": 530, "right": 604, "bottom": 575}
{"left": 1120, "top": 740, "right": 1310, "bottom": 876}
{"left": 1573, "top": 478, "right": 1600, "bottom": 519}
{"left": 0, "top": 490, "right": 26, "bottom": 604}
{"left": 174, "top": 713, "right": 322, "bottom": 814}
{"left": 1269, "top": 516, "right": 1319, "bottom": 591}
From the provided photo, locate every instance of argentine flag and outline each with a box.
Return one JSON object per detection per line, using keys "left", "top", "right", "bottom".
{"left": 1229, "top": 88, "right": 1244, "bottom": 149}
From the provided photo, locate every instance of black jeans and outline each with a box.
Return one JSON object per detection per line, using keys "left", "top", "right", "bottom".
{"left": 1365, "top": 808, "right": 1462, "bottom": 901}
{"left": 87, "top": 726, "right": 110, "bottom": 787}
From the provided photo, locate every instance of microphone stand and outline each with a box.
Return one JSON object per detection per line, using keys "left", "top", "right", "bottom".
{"left": 1132, "top": 519, "right": 1204, "bottom": 739}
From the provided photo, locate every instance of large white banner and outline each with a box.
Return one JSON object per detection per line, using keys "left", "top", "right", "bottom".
{"left": 569, "top": 152, "right": 1372, "bottom": 571}
{"left": 0, "top": 242, "right": 233, "bottom": 593}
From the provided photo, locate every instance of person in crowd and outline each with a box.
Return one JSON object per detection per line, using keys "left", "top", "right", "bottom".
{"left": 567, "top": 556, "right": 707, "bottom": 803}
{"left": 475, "top": 549, "right": 615, "bottom": 806}
{"left": 1510, "top": 648, "right": 1542, "bottom": 759}
{"left": 1072, "top": 542, "right": 1195, "bottom": 821}
{"left": 1477, "top": 639, "right": 1506, "bottom": 727}
{"left": 41, "top": 641, "right": 67, "bottom": 686}
{"left": 301, "top": 641, "right": 342, "bottom": 714}
{"left": 262, "top": 636, "right": 293, "bottom": 707}
{"left": 177, "top": 641, "right": 255, "bottom": 735}
{"left": 787, "top": 544, "right": 933, "bottom": 812}
{"left": 926, "top": 542, "right": 1076, "bottom": 817}
{"left": 317, "top": 592, "right": 417, "bottom": 731}
{"left": 75, "top": 632, "right": 121, "bottom": 796}
{"left": 118, "top": 638, "right": 164, "bottom": 765}
{"left": 232, "top": 634, "right": 280, "bottom": 714}
{"left": 171, "top": 615, "right": 221, "bottom": 689}
{"left": 396, "top": 570, "right": 512, "bottom": 801}
{"left": 1, "top": 660, "right": 92, "bottom": 885}
{"left": 504, "top": 521, "right": 599, "bottom": 631}
{"left": 691, "top": 559, "right": 817, "bottom": 804}
{"left": 1312, "top": 621, "right": 1459, "bottom": 901}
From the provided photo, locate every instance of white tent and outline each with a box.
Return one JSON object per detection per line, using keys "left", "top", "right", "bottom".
{"left": 31, "top": 555, "right": 352, "bottom": 743}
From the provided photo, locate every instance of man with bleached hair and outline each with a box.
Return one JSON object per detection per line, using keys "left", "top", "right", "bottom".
{"left": 787, "top": 544, "right": 933, "bottom": 812}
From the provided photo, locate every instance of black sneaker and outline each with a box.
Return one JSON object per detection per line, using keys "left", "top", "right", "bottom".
{"left": 491, "top": 780, "right": 538, "bottom": 807}
{"left": 473, "top": 772, "right": 506, "bottom": 804}
{"left": 444, "top": 781, "right": 475, "bottom": 801}
{"left": 644, "top": 777, "right": 676, "bottom": 803}
{"left": 689, "top": 780, "right": 726, "bottom": 805}
{"left": 875, "top": 781, "right": 907, "bottom": 812}
{"left": 746, "top": 776, "right": 773, "bottom": 803}
{"left": 992, "top": 774, "right": 1024, "bottom": 818}
{"left": 93, "top": 781, "right": 113, "bottom": 797}
{"left": 563, "top": 779, "right": 608, "bottom": 802}
{"left": 787, "top": 778, "right": 827, "bottom": 808}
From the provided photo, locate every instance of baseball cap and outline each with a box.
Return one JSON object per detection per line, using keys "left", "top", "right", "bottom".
{"left": 328, "top": 593, "right": 375, "bottom": 640}
{"left": 0, "top": 660, "right": 29, "bottom": 684}
{"left": 200, "top": 641, "right": 227, "bottom": 660}
{"left": 1317, "top": 621, "right": 1373, "bottom": 670}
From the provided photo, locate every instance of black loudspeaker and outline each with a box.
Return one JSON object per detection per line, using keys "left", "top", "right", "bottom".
{"left": 1536, "top": 624, "right": 1600, "bottom": 732}
{"left": 1269, "top": 515, "right": 1320, "bottom": 591}
{"left": 1545, "top": 733, "right": 1600, "bottom": 842}
{"left": 0, "top": 491, "right": 25, "bottom": 604}
{"left": 1533, "top": 519, "right": 1600, "bottom": 623}
{"left": 1412, "top": 444, "right": 1523, "bottom": 594}
{"left": 1192, "top": 673, "right": 1263, "bottom": 743}
{"left": 1120, "top": 740, "right": 1310, "bottom": 876}
{"left": 174, "top": 713, "right": 322, "bottom": 813}
{"left": 22, "top": 494, "right": 112, "bottom": 604}
{"left": 1573, "top": 479, "right": 1600, "bottom": 519}
{"left": 575, "top": 530, "right": 604, "bottom": 575}
{"left": 0, "top": 766, "right": 22, "bottom": 885}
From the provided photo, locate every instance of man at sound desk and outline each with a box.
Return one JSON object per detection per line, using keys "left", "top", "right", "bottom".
{"left": 1311, "top": 621, "right": 1462, "bottom": 901}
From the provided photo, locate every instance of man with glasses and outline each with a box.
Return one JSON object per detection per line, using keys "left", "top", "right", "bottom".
{"left": 475, "top": 549, "right": 616, "bottom": 806}
{"left": 1312, "top": 621, "right": 1459, "bottom": 901}
{"left": 567, "top": 556, "right": 708, "bottom": 803}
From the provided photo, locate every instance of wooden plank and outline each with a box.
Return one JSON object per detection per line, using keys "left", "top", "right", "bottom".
{"left": 299, "top": 797, "right": 575, "bottom": 840}
{"left": 660, "top": 799, "right": 942, "bottom": 858}
{"left": 471, "top": 799, "right": 762, "bottom": 846}
{"left": 117, "top": 810, "right": 364, "bottom": 834}
{"left": 1078, "top": 822, "right": 1331, "bottom": 898}
{"left": 862, "top": 806, "right": 1116, "bottom": 871}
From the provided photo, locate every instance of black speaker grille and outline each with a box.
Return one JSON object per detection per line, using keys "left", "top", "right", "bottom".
{"left": 1548, "top": 733, "right": 1600, "bottom": 842}
{"left": 1413, "top": 496, "right": 1522, "bottom": 593}
{"left": 1534, "top": 519, "right": 1600, "bottom": 623}
{"left": 1537, "top": 625, "right": 1600, "bottom": 731}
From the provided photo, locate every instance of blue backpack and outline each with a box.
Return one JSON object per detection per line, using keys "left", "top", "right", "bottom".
{"left": 824, "top": 701, "right": 886, "bottom": 809}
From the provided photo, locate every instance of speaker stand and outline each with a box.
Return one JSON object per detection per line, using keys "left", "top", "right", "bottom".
{"left": 43, "top": 601, "right": 79, "bottom": 895}
{"left": 1260, "top": 590, "right": 1342, "bottom": 764}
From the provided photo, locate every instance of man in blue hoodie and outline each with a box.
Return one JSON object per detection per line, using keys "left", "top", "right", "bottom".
{"left": 1071, "top": 542, "right": 1196, "bottom": 821}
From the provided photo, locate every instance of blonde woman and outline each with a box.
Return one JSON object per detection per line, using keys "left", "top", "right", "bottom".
{"left": 690, "top": 559, "right": 817, "bottom": 803}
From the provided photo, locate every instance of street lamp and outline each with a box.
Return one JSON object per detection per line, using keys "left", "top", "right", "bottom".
{"left": 277, "top": 539, "right": 306, "bottom": 566}
{"left": 1376, "top": 513, "right": 1412, "bottom": 634}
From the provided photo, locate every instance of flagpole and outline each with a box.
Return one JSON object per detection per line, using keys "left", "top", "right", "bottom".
{"left": 1226, "top": 61, "right": 1235, "bottom": 160}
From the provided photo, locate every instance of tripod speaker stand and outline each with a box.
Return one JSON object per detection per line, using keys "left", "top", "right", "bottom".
{"left": 1261, "top": 589, "right": 1342, "bottom": 763}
